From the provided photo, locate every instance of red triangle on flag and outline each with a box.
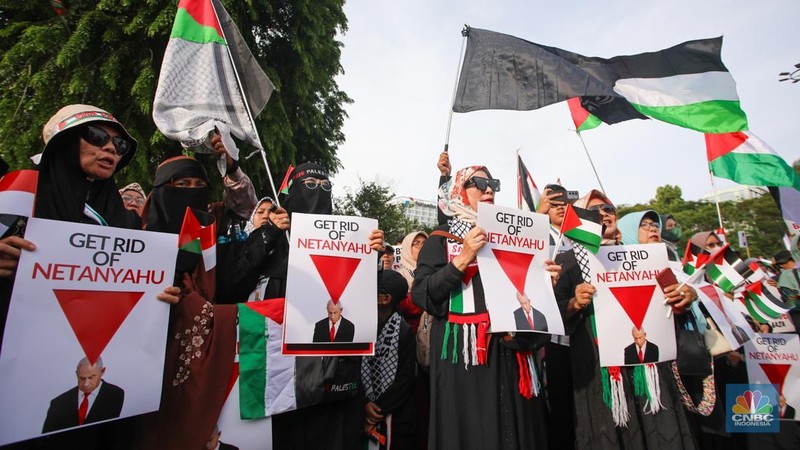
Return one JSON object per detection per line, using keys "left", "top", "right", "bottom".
{"left": 705, "top": 131, "right": 747, "bottom": 161}
{"left": 491, "top": 249, "right": 534, "bottom": 294}
{"left": 462, "top": 265, "right": 479, "bottom": 285}
{"left": 309, "top": 255, "right": 361, "bottom": 304}
{"left": 758, "top": 363, "right": 791, "bottom": 395}
{"left": 608, "top": 285, "right": 656, "bottom": 330}
{"left": 53, "top": 289, "right": 143, "bottom": 365}
{"left": 745, "top": 280, "right": 763, "bottom": 296}
{"left": 560, "top": 204, "right": 582, "bottom": 234}
{"left": 244, "top": 298, "right": 285, "bottom": 324}
{"left": 179, "top": 0, "right": 223, "bottom": 37}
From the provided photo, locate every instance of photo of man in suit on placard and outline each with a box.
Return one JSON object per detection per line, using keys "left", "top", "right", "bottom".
{"left": 42, "top": 356, "right": 124, "bottom": 433}
{"left": 623, "top": 327, "right": 660, "bottom": 365}
{"left": 513, "top": 291, "right": 548, "bottom": 332}
{"left": 312, "top": 300, "right": 355, "bottom": 343}
{"left": 779, "top": 395, "right": 796, "bottom": 420}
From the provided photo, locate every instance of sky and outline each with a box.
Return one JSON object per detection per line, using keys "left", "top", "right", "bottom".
{"left": 329, "top": 0, "right": 800, "bottom": 208}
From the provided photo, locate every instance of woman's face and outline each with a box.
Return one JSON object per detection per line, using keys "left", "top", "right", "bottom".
{"left": 464, "top": 169, "right": 495, "bottom": 211}
{"left": 78, "top": 124, "right": 123, "bottom": 180}
{"left": 705, "top": 234, "right": 722, "bottom": 252}
{"left": 121, "top": 189, "right": 145, "bottom": 216}
{"left": 638, "top": 216, "right": 662, "bottom": 244}
{"left": 410, "top": 235, "right": 426, "bottom": 261}
{"left": 587, "top": 198, "right": 617, "bottom": 239}
{"left": 252, "top": 201, "right": 273, "bottom": 229}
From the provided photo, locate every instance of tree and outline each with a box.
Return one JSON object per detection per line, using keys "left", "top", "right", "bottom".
{"left": 0, "top": 0, "right": 350, "bottom": 197}
{"left": 334, "top": 180, "right": 421, "bottom": 244}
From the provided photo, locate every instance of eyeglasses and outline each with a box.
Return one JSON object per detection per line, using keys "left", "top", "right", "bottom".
{"left": 302, "top": 178, "right": 333, "bottom": 191}
{"left": 464, "top": 176, "right": 501, "bottom": 192}
{"left": 639, "top": 221, "right": 661, "bottom": 231}
{"left": 79, "top": 125, "right": 132, "bottom": 157}
{"left": 588, "top": 203, "right": 616, "bottom": 215}
{"left": 411, "top": 239, "right": 426, "bottom": 248}
{"left": 121, "top": 195, "right": 145, "bottom": 206}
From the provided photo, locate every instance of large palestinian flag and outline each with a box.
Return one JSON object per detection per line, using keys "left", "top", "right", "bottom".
{"left": 153, "top": 0, "right": 274, "bottom": 150}
{"left": 706, "top": 131, "right": 800, "bottom": 190}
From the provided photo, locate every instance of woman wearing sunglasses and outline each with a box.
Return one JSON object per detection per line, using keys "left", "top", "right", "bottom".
{"left": 411, "top": 166, "right": 547, "bottom": 450}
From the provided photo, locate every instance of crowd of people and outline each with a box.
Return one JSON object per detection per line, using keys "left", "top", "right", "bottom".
{"left": 0, "top": 104, "right": 799, "bottom": 450}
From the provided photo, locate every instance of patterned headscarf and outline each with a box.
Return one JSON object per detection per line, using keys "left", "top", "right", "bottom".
{"left": 437, "top": 165, "right": 490, "bottom": 226}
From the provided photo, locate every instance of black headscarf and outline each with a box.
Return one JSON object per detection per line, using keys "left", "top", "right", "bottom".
{"left": 144, "top": 156, "right": 210, "bottom": 234}
{"left": 34, "top": 129, "right": 139, "bottom": 228}
{"left": 281, "top": 162, "right": 332, "bottom": 215}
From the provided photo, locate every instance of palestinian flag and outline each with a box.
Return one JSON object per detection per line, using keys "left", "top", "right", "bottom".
{"left": 153, "top": 0, "right": 274, "bottom": 151}
{"left": 237, "top": 299, "right": 296, "bottom": 419}
{"left": 706, "top": 131, "right": 800, "bottom": 190}
{"left": 705, "top": 244, "right": 745, "bottom": 293}
{"left": 278, "top": 164, "right": 295, "bottom": 196}
{"left": 561, "top": 204, "right": 602, "bottom": 253}
{"left": 739, "top": 260, "right": 766, "bottom": 284}
{"left": 681, "top": 241, "right": 710, "bottom": 276}
{"left": 568, "top": 97, "right": 601, "bottom": 132}
{"left": 178, "top": 207, "right": 217, "bottom": 270}
{"left": 517, "top": 154, "right": 540, "bottom": 211}
{"left": 743, "top": 280, "right": 791, "bottom": 322}
{"left": 0, "top": 170, "right": 38, "bottom": 217}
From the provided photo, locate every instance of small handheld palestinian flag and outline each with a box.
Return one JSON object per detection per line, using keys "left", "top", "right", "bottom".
{"left": 560, "top": 204, "right": 603, "bottom": 253}
{"left": 681, "top": 241, "right": 710, "bottom": 276}
{"left": 568, "top": 97, "right": 602, "bottom": 132}
{"left": 278, "top": 164, "right": 295, "bottom": 196}
{"left": 743, "top": 280, "right": 791, "bottom": 323}
{"left": 0, "top": 170, "right": 38, "bottom": 217}
{"left": 704, "top": 244, "right": 745, "bottom": 293}
{"left": 517, "top": 154, "right": 540, "bottom": 211}
{"left": 178, "top": 207, "right": 217, "bottom": 271}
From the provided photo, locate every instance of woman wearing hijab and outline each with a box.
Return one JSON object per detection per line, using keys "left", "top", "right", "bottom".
{"left": 555, "top": 209, "right": 698, "bottom": 450}
{"left": 396, "top": 231, "right": 428, "bottom": 332}
{"left": 411, "top": 165, "right": 548, "bottom": 450}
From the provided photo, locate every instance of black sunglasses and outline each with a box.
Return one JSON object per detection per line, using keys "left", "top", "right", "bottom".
{"left": 587, "top": 203, "right": 616, "bottom": 215}
{"left": 464, "top": 176, "right": 501, "bottom": 192}
{"left": 79, "top": 125, "right": 132, "bottom": 157}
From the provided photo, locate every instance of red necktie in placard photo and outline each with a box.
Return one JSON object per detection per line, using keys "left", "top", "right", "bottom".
{"left": 53, "top": 289, "right": 143, "bottom": 365}
{"left": 309, "top": 255, "right": 361, "bottom": 305}
{"left": 608, "top": 285, "right": 656, "bottom": 330}
{"left": 491, "top": 249, "right": 534, "bottom": 294}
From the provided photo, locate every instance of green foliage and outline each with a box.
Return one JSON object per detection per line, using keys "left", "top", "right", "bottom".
{"left": 617, "top": 185, "right": 785, "bottom": 258}
{"left": 0, "top": 0, "right": 350, "bottom": 198}
{"left": 333, "top": 180, "right": 423, "bottom": 244}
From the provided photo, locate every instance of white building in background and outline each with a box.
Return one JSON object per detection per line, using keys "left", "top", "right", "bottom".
{"left": 392, "top": 196, "right": 438, "bottom": 228}
{"left": 701, "top": 185, "right": 767, "bottom": 203}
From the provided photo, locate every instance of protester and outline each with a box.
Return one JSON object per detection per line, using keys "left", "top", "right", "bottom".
{"left": 412, "top": 165, "right": 548, "bottom": 450}
{"left": 396, "top": 231, "right": 428, "bottom": 332}
{"left": 136, "top": 154, "right": 256, "bottom": 449}
{"left": 361, "top": 269, "right": 416, "bottom": 449}
{"left": 382, "top": 244, "right": 396, "bottom": 270}
{"left": 538, "top": 183, "right": 575, "bottom": 253}
{"left": 118, "top": 182, "right": 147, "bottom": 217}
{"left": 555, "top": 209, "right": 698, "bottom": 449}
{"left": 661, "top": 214, "right": 682, "bottom": 261}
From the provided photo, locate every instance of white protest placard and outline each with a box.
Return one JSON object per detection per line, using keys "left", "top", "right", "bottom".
{"left": 696, "top": 283, "right": 753, "bottom": 349}
{"left": 476, "top": 203, "right": 563, "bottom": 335}
{"left": 590, "top": 243, "right": 676, "bottom": 367}
{"left": 283, "top": 213, "right": 377, "bottom": 356}
{"left": 745, "top": 334, "right": 800, "bottom": 421}
{"left": 0, "top": 218, "right": 177, "bottom": 446}
{"left": 769, "top": 313, "right": 796, "bottom": 334}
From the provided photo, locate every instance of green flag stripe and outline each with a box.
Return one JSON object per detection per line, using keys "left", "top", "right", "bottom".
{"left": 238, "top": 304, "right": 267, "bottom": 418}
{"left": 171, "top": 8, "right": 226, "bottom": 45}
{"left": 706, "top": 265, "right": 734, "bottom": 292}
{"left": 451, "top": 285, "right": 463, "bottom": 314}
{"left": 710, "top": 153, "right": 800, "bottom": 190}
{"left": 630, "top": 100, "right": 747, "bottom": 133}
{"left": 179, "top": 239, "right": 202, "bottom": 254}
{"left": 577, "top": 114, "right": 602, "bottom": 132}
{"left": 564, "top": 228, "right": 601, "bottom": 252}
{"left": 752, "top": 293, "right": 785, "bottom": 318}
{"left": 744, "top": 294, "right": 771, "bottom": 323}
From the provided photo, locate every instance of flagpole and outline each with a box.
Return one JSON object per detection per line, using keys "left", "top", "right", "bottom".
{"left": 574, "top": 130, "right": 607, "bottom": 195}
{"left": 443, "top": 26, "right": 469, "bottom": 153}
{"left": 213, "top": 2, "right": 281, "bottom": 206}
{"left": 708, "top": 169, "right": 724, "bottom": 231}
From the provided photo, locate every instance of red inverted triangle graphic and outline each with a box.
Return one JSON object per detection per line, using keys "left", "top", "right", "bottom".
{"left": 53, "top": 289, "right": 143, "bottom": 365}
{"left": 462, "top": 265, "right": 479, "bottom": 285}
{"left": 245, "top": 298, "right": 285, "bottom": 324}
{"left": 705, "top": 131, "right": 747, "bottom": 161}
{"left": 608, "top": 285, "right": 656, "bottom": 330}
{"left": 700, "top": 285, "right": 724, "bottom": 312}
{"left": 491, "top": 249, "right": 534, "bottom": 294}
{"left": 309, "top": 255, "right": 361, "bottom": 304}
{"left": 758, "top": 363, "right": 791, "bottom": 395}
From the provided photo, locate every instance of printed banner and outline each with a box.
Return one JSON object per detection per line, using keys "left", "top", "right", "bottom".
{"left": 476, "top": 203, "right": 564, "bottom": 334}
{"left": 0, "top": 218, "right": 177, "bottom": 446}
{"left": 283, "top": 213, "right": 377, "bottom": 356}
{"left": 589, "top": 243, "right": 676, "bottom": 367}
{"left": 744, "top": 333, "right": 800, "bottom": 421}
